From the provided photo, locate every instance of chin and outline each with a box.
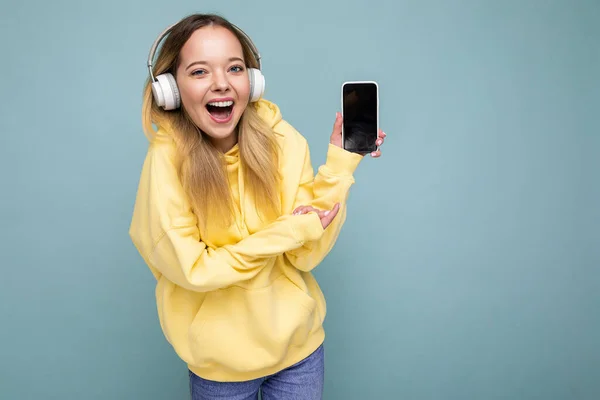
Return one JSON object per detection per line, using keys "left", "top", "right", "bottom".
{"left": 199, "top": 116, "right": 242, "bottom": 146}
{"left": 206, "top": 126, "right": 236, "bottom": 141}
{"left": 188, "top": 103, "right": 246, "bottom": 145}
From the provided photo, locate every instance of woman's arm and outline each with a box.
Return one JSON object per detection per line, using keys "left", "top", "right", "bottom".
{"left": 284, "top": 112, "right": 385, "bottom": 271}
{"left": 283, "top": 140, "right": 363, "bottom": 272}
{"left": 129, "top": 140, "right": 324, "bottom": 293}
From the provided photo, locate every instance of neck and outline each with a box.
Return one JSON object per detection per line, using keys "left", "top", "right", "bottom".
{"left": 212, "top": 131, "right": 238, "bottom": 153}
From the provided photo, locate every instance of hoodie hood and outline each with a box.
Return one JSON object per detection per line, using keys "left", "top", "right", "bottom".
{"left": 254, "top": 98, "right": 283, "bottom": 129}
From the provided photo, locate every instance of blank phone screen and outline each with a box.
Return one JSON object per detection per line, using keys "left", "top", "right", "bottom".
{"left": 342, "top": 82, "right": 378, "bottom": 153}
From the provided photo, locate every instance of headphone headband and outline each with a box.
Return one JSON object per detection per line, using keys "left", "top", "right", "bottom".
{"left": 147, "top": 20, "right": 262, "bottom": 83}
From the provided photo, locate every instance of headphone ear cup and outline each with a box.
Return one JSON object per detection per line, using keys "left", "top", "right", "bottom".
{"left": 151, "top": 73, "right": 181, "bottom": 110}
{"left": 248, "top": 68, "right": 265, "bottom": 102}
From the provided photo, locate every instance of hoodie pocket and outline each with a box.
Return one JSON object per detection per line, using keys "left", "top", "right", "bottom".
{"left": 188, "top": 274, "right": 317, "bottom": 372}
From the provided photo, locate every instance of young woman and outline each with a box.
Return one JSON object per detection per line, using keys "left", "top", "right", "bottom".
{"left": 129, "top": 13, "right": 385, "bottom": 400}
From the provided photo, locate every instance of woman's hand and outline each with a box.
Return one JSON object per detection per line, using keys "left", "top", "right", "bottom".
{"left": 330, "top": 112, "right": 386, "bottom": 158}
{"left": 293, "top": 203, "right": 341, "bottom": 229}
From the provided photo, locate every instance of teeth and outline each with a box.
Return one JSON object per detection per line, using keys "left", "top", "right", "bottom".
{"left": 207, "top": 101, "right": 233, "bottom": 107}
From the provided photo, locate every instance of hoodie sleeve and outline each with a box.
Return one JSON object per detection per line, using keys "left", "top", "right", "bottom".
{"left": 284, "top": 142, "right": 363, "bottom": 272}
{"left": 129, "top": 140, "right": 324, "bottom": 293}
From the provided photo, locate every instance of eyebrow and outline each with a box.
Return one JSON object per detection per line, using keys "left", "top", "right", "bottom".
{"left": 186, "top": 57, "right": 245, "bottom": 70}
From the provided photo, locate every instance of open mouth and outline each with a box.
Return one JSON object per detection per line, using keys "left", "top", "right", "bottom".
{"left": 206, "top": 100, "right": 234, "bottom": 122}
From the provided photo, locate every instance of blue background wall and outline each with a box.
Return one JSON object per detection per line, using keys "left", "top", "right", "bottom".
{"left": 1, "top": 0, "right": 598, "bottom": 398}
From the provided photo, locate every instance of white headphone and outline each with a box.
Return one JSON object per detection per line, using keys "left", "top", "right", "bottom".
{"left": 147, "top": 20, "right": 266, "bottom": 110}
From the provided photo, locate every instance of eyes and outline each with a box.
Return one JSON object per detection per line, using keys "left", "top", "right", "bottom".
{"left": 191, "top": 65, "right": 245, "bottom": 77}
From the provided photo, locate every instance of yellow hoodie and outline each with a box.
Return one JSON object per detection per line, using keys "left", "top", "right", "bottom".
{"left": 129, "top": 99, "right": 363, "bottom": 382}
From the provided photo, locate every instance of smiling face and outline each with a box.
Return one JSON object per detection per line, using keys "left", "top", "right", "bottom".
{"left": 175, "top": 25, "right": 251, "bottom": 152}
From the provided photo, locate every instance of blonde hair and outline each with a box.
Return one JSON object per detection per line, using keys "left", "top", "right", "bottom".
{"left": 141, "top": 14, "right": 281, "bottom": 228}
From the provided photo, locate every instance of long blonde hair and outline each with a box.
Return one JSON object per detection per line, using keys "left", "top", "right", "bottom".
{"left": 141, "top": 14, "right": 281, "bottom": 228}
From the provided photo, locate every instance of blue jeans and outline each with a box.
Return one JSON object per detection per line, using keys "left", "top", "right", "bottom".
{"left": 189, "top": 344, "right": 324, "bottom": 400}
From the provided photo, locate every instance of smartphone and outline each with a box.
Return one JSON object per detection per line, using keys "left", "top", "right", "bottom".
{"left": 341, "top": 81, "right": 379, "bottom": 154}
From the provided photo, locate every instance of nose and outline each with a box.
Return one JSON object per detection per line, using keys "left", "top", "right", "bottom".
{"left": 211, "top": 70, "right": 230, "bottom": 93}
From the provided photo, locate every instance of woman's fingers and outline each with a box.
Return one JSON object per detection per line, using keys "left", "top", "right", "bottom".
{"left": 319, "top": 203, "right": 340, "bottom": 229}
{"left": 293, "top": 203, "right": 343, "bottom": 229}
{"left": 371, "top": 129, "right": 386, "bottom": 157}
{"left": 293, "top": 206, "right": 318, "bottom": 215}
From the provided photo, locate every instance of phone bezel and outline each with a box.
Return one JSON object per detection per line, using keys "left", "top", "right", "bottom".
{"left": 341, "top": 80, "right": 380, "bottom": 154}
